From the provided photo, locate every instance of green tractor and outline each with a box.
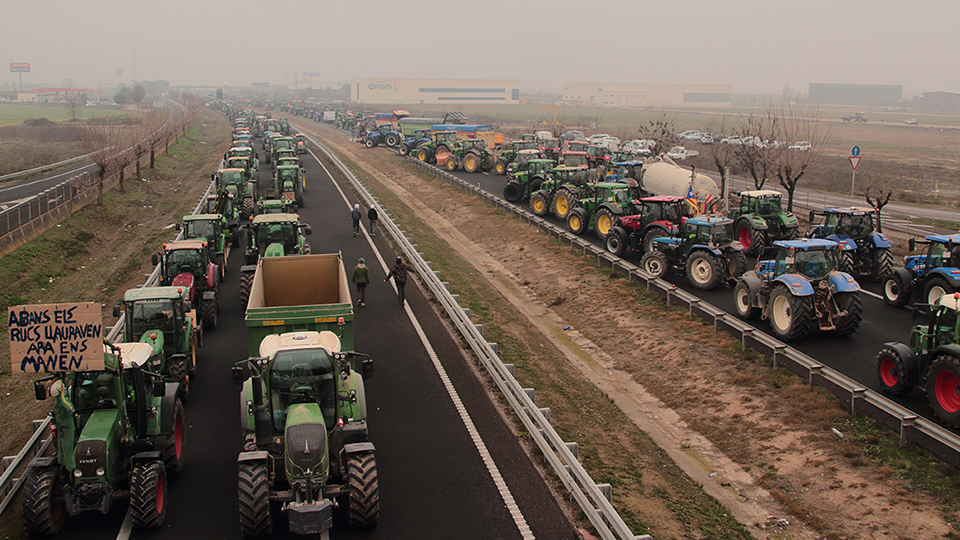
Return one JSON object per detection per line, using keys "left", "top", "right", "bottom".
{"left": 277, "top": 117, "right": 290, "bottom": 135}
{"left": 529, "top": 165, "right": 592, "bottom": 220}
{"left": 270, "top": 137, "right": 296, "bottom": 165}
{"left": 114, "top": 286, "right": 200, "bottom": 400}
{"left": 415, "top": 130, "right": 460, "bottom": 165}
{"left": 225, "top": 146, "right": 260, "bottom": 177}
{"left": 875, "top": 294, "right": 960, "bottom": 427}
{"left": 179, "top": 213, "right": 237, "bottom": 273}
{"left": 451, "top": 138, "right": 495, "bottom": 173}
{"left": 24, "top": 342, "right": 184, "bottom": 535}
{"left": 231, "top": 330, "right": 377, "bottom": 537}
{"left": 258, "top": 197, "right": 297, "bottom": 215}
{"left": 240, "top": 214, "right": 312, "bottom": 307}
{"left": 274, "top": 164, "right": 306, "bottom": 210}
{"left": 503, "top": 159, "right": 554, "bottom": 203}
{"left": 214, "top": 168, "right": 258, "bottom": 221}
{"left": 729, "top": 190, "right": 800, "bottom": 255}
{"left": 566, "top": 182, "right": 639, "bottom": 241}
{"left": 494, "top": 140, "right": 541, "bottom": 175}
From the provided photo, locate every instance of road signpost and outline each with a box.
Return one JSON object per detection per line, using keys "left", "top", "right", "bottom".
{"left": 9, "top": 63, "right": 29, "bottom": 92}
{"left": 849, "top": 146, "right": 861, "bottom": 196}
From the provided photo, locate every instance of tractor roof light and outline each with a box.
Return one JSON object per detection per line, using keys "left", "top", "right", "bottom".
{"left": 150, "top": 334, "right": 157, "bottom": 340}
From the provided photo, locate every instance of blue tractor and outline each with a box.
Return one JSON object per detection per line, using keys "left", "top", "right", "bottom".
{"left": 883, "top": 233, "right": 960, "bottom": 307}
{"left": 807, "top": 207, "right": 893, "bottom": 281}
{"left": 734, "top": 239, "right": 862, "bottom": 341}
{"left": 398, "top": 130, "right": 431, "bottom": 157}
{"left": 640, "top": 216, "right": 747, "bottom": 291}
{"left": 363, "top": 125, "right": 402, "bottom": 148}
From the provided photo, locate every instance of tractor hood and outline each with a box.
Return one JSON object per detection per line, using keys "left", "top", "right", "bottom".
{"left": 172, "top": 273, "right": 195, "bottom": 302}
{"left": 75, "top": 409, "right": 122, "bottom": 483}
{"left": 264, "top": 242, "right": 286, "bottom": 258}
{"left": 284, "top": 403, "right": 329, "bottom": 480}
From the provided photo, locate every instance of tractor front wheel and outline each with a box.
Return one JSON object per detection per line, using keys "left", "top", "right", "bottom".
{"left": 768, "top": 284, "right": 812, "bottom": 341}
{"left": 130, "top": 460, "right": 167, "bottom": 529}
{"left": 239, "top": 271, "right": 254, "bottom": 309}
{"left": 200, "top": 297, "right": 217, "bottom": 331}
{"left": 736, "top": 220, "right": 764, "bottom": 255}
{"left": 495, "top": 158, "right": 508, "bottom": 175}
{"left": 346, "top": 452, "right": 380, "bottom": 528}
{"left": 642, "top": 228, "right": 665, "bottom": 254}
{"left": 22, "top": 466, "right": 65, "bottom": 536}
{"left": 417, "top": 147, "right": 434, "bottom": 164}
{"left": 924, "top": 276, "right": 953, "bottom": 306}
{"left": 926, "top": 354, "right": 960, "bottom": 427}
{"left": 875, "top": 348, "right": 912, "bottom": 396}
{"left": 398, "top": 144, "right": 410, "bottom": 156}
{"left": 503, "top": 182, "right": 522, "bottom": 203}
{"left": 530, "top": 192, "right": 549, "bottom": 216}
{"left": 163, "top": 400, "right": 185, "bottom": 478}
{"left": 640, "top": 250, "right": 669, "bottom": 279}
{"left": 686, "top": 251, "right": 721, "bottom": 290}
{"left": 734, "top": 281, "right": 759, "bottom": 319}
{"left": 728, "top": 250, "right": 748, "bottom": 279}
{"left": 605, "top": 226, "right": 628, "bottom": 257}
{"left": 364, "top": 138, "right": 377, "bottom": 149}
{"left": 567, "top": 208, "right": 588, "bottom": 235}
{"left": 463, "top": 152, "right": 480, "bottom": 173}
{"left": 238, "top": 461, "right": 272, "bottom": 538}
{"left": 445, "top": 155, "right": 459, "bottom": 171}
{"left": 384, "top": 133, "right": 400, "bottom": 147}
{"left": 837, "top": 250, "right": 855, "bottom": 275}
{"left": 594, "top": 208, "right": 616, "bottom": 241}
{"left": 170, "top": 358, "right": 189, "bottom": 403}
{"left": 871, "top": 247, "right": 894, "bottom": 281}
{"left": 832, "top": 291, "right": 863, "bottom": 337}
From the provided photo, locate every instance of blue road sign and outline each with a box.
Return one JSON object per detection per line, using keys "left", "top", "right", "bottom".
{"left": 851, "top": 146, "right": 860, "bottom": 157}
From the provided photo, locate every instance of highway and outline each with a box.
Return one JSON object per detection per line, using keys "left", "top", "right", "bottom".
{"left": 52, "top": 119, "right": 578, "bottom": 539}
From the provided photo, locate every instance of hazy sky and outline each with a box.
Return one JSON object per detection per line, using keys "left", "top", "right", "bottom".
{"left": 3, "top": 0, "right": 958, "bottom": 97}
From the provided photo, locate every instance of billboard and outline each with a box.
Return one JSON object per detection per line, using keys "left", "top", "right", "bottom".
{"left": 10, "top": 63, "right": 30, "bottom": 73}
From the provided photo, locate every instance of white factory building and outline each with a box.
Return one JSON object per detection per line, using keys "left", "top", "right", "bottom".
{"left": 351, "top": 78, "right": 520, "bottom": 105}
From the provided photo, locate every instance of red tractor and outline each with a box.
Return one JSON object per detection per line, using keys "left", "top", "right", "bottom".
{"left": 152, "top": 240, "right": 221, "bottom": 330}
{"left": 604, "top": 196, "right": 693, "bottom": 257}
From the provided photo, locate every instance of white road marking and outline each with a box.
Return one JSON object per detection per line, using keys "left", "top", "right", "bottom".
{"left": 114, "top": 509, "right": 132, "bottom": 540}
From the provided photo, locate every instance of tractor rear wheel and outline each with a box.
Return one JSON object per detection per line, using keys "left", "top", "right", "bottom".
{"left": 170, "top": 358, "right": 189, "bottom": 403}
{"left": 530, "top": 192, "right": 549, "bottom": 216}
{"left": 346, "top": 452, "right": 380, "bottom": 528}
{"left": 832, "top": 292, "right": 863, "bottom": 337}
{"left": 503, "top": 182, "right": 522, "bottom": 203}
{"left": 242, "top": 197, "right": 255, "bottom": 221}
{"left": 22, "top": 466, "right": 65, "bottom": 536}
{"left": 768, "top": 284, "right": 812, "bottom": 341}
{"left": 163, "top": 400, "right": 185, "bottom": 478}
{"left": 734, "top": 281, "right": 759, "bottom": 319}
{"left": 238, "top": 461, "right": 272, "bottom": 538}
{"left": 736, "top": 220, "right": 764, "bottom": 255}
{"left": 200, "top": 297, "right": 217, "bottom": 331}
{"left": 495, "top": 158, "right": 508, "bottom": 175}
{"left": 640, "top": 251, "right": 669, "bottom": 279}
{"left": 605, "top": 226, "right": 628, "bottom": 257}
{"left": 926, "top": 354, "right": 960, "bottom": 427}
{"left": 837, "top": 250, "right": 855, "bottom": 275}
{"left": 875, "top": 348, "right": 912, "bottom": 396}
{"left": 239, "top": 271, "right": 254, "bottom": 309}
{"left": 214, "top": 252, "right": 226, "bottom": 282}
{"left": 567, "top": 208, "right": 588, "bottom": 235}
{"left": 463, "top": 152, "right": 480, "bottom": 173}
{"left": 871, "top": 248, "right": 894, "bottom": 281}
{"left": 417, "top": 147, "right": 433, "bottom": 163}
{"left": 686, "top": 251, "right": 721, "bottom": 290}
{"left": 883, "top": 273, "right": 910, "bottom": 307}
{"left": 594, "top": 208, "right": 616, "bottom": 241}
{"left": 642, "top": 228, "right": 665, "bottom": 254}
{"left": 923, "top": 276, "right": 952, "bottom": 305}
{"left": 728, "top": 251, "right": 748, "bottom": 279}
{"left": 384, "top": 133, "right": 400, "bottom": 147}
{"left": 130, "top": 460, "right": 167, "bottom": 529}
{"left": 553, "top": 188, "right": 575, "bottom": 219}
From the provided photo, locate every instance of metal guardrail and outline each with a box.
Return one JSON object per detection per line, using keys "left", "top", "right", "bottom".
{"left": 310, "top": 136, "right": 650, "bottom": 540}
{"left": 0, "top": 152, "right": 97, "bottom": 184}
{"left": 398, "top": 157, "right": 960, "bottom": 470}
{"left": 0, "top": 176, "right": 218, "bottom": 521}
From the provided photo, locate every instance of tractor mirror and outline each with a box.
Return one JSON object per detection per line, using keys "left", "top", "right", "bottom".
{"left": 231, "top": 362, "right": 251, "bottom": 391}
{"left": 34, "top": 381, "right": 46, "bottom": 401}
{"left": 151, "top": 253, "right": 159, "bottom": 267}
{"left": 175, "top": 223, "right": 182, "bottom": 231}
{"left": 302, "top": 225, "right": 312, "bottom": 236}
{"left": 361, "top": 357, "right": 374, "bottom": 384}
{"left": 809, "top": 211, "right": 815, "bottom": 222}
{"left": 153, "top": 379, "right": 165, "bottom": 397}
{"left": 112, "top": 304, "right": 121, "bottom": 318}
{"left": 183, "top": 300, "right": 192, "bottom": 312}
{"left": 909, "top": 238, "right": 916, "bottom": 251}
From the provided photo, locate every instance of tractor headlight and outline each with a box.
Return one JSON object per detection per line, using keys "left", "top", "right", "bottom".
{"left": 74, "top": 469, "right": 82, "bottom": 478}
{"left": 96, "top": 468, "right": 105, "bottom": 477}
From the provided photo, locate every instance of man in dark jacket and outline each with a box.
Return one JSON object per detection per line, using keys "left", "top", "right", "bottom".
{"left": 367, "top": 204, "right": 379, "bottom": 237}
{"left": 384, "top": 256, "right": 413, "bottom": 307}
{"left": 351, "top": 203, "right": 361, "bottom": 236}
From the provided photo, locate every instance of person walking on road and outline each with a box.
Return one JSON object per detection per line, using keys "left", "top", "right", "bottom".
{"left": 351, "top": 203, "right": 362, "bottom": 236}
{"left": 352, "top": 257, "right": 370, "bottom": 307}
{"left": 384, "top": 256, "right": 414, "bottom": 307}
{"left": 367, "top": 204, "right": 379, "bottom": 237}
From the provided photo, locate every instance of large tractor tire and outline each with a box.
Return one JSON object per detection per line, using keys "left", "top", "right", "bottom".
{"left": 530, "top": 192, "right": 549, "bottom": 216}
{"left": 503, "top": 182, "right": 523, "bottom": 203}
{"left": 883, "top": 273, "right": 910, "bottom": 307}
{"left": 239, "top": 271, "right": 254, "bottom": 309}
{"left": 214, "top": 252, "right": 226, "bottom": 282}
{"left": 875, "top": 348, "right": 912, "bottom": 396}
{"left": 926, "top": 354, "right": 960, "bottom": 427}
{"left": 417, "top": 147, "right": 434, "bottom": 164}
{"left": 594, "top": 208, "right": 616, "bottom": 241}
{"left": 871, "top": 248, "right": 894, "bottom": 282}
{"left": 495, "top": 158, "right": 508, "bottom": 175}
{"left": 384, "top": 133, "right": 400, "bottom": 147}
{"left": 163, "top": 400, "right": 185, "bottom": 478}
{"left": 837, "top": 250, "right": 855, "bottom": 275}
{"left": 445, "top": 156, "right": 459, "bottom": 172}
{"left": 642, "top": 228, "right": 666, "bottom": 254}
{"left": 728, "top": 251, "right": 748, "bottom": 279}
{"left": 463, "top": 152, "right": 480, "bottom": 173}
{"left": 238, "top": 461, "right": 272, "bottom": 538}
{"left": 130, "top": 460, "right": 167, "bottom": 529}
{"left": 923, "top": 275, "right": 953, "bottom": 305}
{"left": 783, "top": 226, "right": 800, "bottom": 240}
{"left": 170, "top": 358, "right": 190, "bottom": 403}
{"left": 241, "top": 197, "right": 255, "bottom": 221}
{"left": 364, "top": 137, "right": 377, "bottom": 149}
{"left": 567, "top": 208, "right": 588, "bottom": 236}
{"left": 200, "top": 297, "right": 218, "bottom": 331}
{"left": 734, "top": 281, "right": 759, "bottom": 319}
{"left": 686, "top": 251, "right": 721, "bottom": 290}
{"left": 640, "top": 250, "right": 669, "bottom": 279}
{"left": 605, "top": 226, "right": 628, "bottom": 257}
{"left": 736, "top": 220, "right": 764, "bottom": 255}
{"left": 22, "top": 466, "right": 65, "bottom": 536}
{"left": 552, "top": 188, "right": 575, "bottom": 219}
{"left": 346, "top": 452, "right": 380, "bottom": 528}
{"left": 767, "top": 284, "right": 813, "bottom": 341}
{"left": 832, "top": 291, "right": 863, "bottom": 337}
{"left": 398, "top": 144, "right": 411, "bottom": 156}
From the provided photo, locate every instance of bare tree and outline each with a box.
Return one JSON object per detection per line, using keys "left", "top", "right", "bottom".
{"left": 76, "top": 119, "right": 129, "bottom": 202}
{"left": 768, "top": 103, "right": 832, "bottom": 211}
{"left": 64, "top": 97, "right": 81, "bottom": 121}
{"left": 636, "top": 112, "right": 678, "bottom": 159}
{"left": 734, "top": 110, "right": 777, "bottom": 190}
{"left": 703, "top": 118, "right": 737, "bottom": 211}
{"left": 865, "top": 186, "right": 893, "bottom": 233}
{"left": 128, "top": 112, "right": 163, "bottom": 180}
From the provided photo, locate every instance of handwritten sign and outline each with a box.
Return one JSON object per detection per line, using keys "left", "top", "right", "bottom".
{"left": 8, "top": 303, "right": 103, "bottom": 373}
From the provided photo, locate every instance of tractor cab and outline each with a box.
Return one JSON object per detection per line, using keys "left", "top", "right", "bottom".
{"left": 759, "top": 240, "right": 840, "bottom": 281}
{"left": 294, "top": 133, "right": 307, "bottom": 153}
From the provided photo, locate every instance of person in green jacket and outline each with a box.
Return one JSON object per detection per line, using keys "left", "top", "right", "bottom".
{"left": 352, "top": 257, "right": 370, "bottom": 307}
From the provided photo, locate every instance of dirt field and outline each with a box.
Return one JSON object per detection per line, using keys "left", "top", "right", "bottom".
{"left": 313, "top": 125, "right": 960, "bottom": 540}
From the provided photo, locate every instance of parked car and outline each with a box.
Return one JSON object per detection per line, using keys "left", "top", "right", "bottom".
{"left": 904, "top": 119, "right": 919, "bottom": 125}
{"left": 788, "top": 141, "right": 811, "bottom": 151}
{"left": 666, "top": 146, "right": 699, "bottom": 160}
{"left": 722, "top": 136, "right": 743, "bottom": 145}
{"left": 588, "top": 134, "right": 611, "bottom": 144}
{"left": 699, "top": 134, "right": 714, "bottom": 144}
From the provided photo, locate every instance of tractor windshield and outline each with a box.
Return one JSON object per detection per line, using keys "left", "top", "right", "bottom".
{"left": 184, "top": 220, "right": 216, "bottom": 241}
{"left": 792, "top": 249, "right": 837, "bottom": 280}
{"left": 711, "top": 223, "right": 734, "bottom": 246}
{"left": 270, "top": 348, "right": 336, "bottom": 420}
{"left": 166, "top": 249, "right": 203, "bottom": 277}
{"left": 222, "top": 172, "right": 244, "bottom": 187}
{"left": 838, "top": 214, "right": 872, "bottom": 238}
{"left": 757, "top": 196, "right": 781, "bottom": 215}
{"left": 927, "top": 242, "right": 951, "bottom": 270}
{"left": 130, "top": 300, "right": 177, "bottom": 336}
{"left": 72, "top": 371, "right": 119, "bottom": 412}
{"left": 257, "top": 223, "right": 296, "bottom": 253}
{"left": 612, "top": 189, "right": 631, "bottom": 206}
{"left": 275, "top": 139, "right": 293, "bottom": 150}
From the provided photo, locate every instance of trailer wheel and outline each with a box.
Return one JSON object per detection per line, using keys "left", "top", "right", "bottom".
{"left": 736, "top": 220, "right": 764, "bottom": 255}
{"left": 530, "top": 192, "right": 549, "bottom": 216}
{"left": 605, "top": 227, "right": 628, "bottom": 257}
{"left": 130, "top": 460, "right": 167, "bottom": 529}
{"left": 926, "top": 354, "right": 960, "bottom": 427}
{"left": 594, "top": 208, "right": 616, "bottom": 241}
{"left": 734, "top": 281, "right": 759, "bottom": 319}
{"left": 170, "top": 358, "right": 189, "bottom": 403}
{"left": 640, "top": 250, "right": 669, "bottom": 279}
{"left": 875, "top": 349, "right": 912, "bottom": 396}
{"left": 871, "top": 248, "right": 894, "bottom": 281}
{"left": 832, "top": 291, "right": 863, "bottom": 337}
{"left": 924, "top": 276, "right": 952, "bottom": 305}
{"left": 22, "top": 466, "right": 65, "bottom": 536}
{"left": 768, "top": 284, "right": 812, "bottom": 341}
{"left": 503, "top": 182, "right": 522, "bottom": 203}
{"left": 883, "top": 273, "right": 910, "bottom": 307}
{"left": 686, "top": 251, "right": 721, "bottom": 290}
{"left": 163, "top": 400, "right": 185, "bottom": 478}
{"left": 346, "top": 452, "right": 380, "bottom": 528}
{"left": 238, "top": 461, "right": 272, "bottom": 538}
{"left": 567, "top": 208, "right": 588, "bottom": 235}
